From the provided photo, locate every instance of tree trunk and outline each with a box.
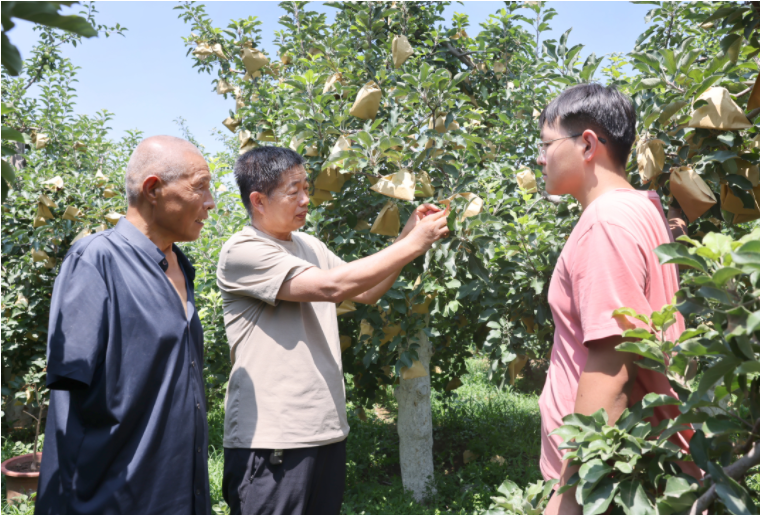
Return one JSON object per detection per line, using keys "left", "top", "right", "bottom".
{"left": 395, "top": 329, "right": 436, "bottom": 502}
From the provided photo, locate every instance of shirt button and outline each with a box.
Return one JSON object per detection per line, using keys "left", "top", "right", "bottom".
{"left": 196, "top": 403, "right": 201, "bottom": 410}
{"left": 197, "top": 446, "right": 201, "bottom": 453}
{"left": 191, "top": 360, "right": 196, "bottom": 368}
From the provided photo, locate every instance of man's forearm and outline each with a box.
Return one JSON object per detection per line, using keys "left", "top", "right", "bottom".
{"left": 352, "top": 233, "right": 412, "bottom": 305}
{"left": 278, "top": 236, "right": 423, "bottom": 303}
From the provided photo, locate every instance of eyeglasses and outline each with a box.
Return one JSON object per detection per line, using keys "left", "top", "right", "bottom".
{"left": 537, "top": 133, "right": 607, "bottom": 160}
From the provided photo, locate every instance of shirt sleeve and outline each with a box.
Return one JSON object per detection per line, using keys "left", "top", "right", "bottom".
{"left": 572, "top": 221, "right": 652, "bottom": 345}
{"left": 46, "top": 253, "right": 110, "bottom": 390}
{"left": 217, "top": 237, "right": 314, "bottom": 306}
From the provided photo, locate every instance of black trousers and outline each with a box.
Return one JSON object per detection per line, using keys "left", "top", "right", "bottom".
{"left": 223, "top": 440, "right": 346, "bottom": 515}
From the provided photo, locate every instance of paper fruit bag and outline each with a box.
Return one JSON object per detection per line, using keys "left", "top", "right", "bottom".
{"left": 688, "top": 87, "right": 752, "bottom": 130}
{"left": 31, "top": 132, "right": 49, "bottom": 150}
{"left": 242, "top": 48, "right": 269, "bottom": 74}
{"left": 429, "top": 115, "right": 460, "bottom": 133}
{"left": 193, "top": 42, "right": 213, "bottom": 60}
{"left": 442, "top": 192, "right": 483, "bottom": 220}
{"left": 257, "top": 129, "right": 276, "bottom": 142}
{"left": 370, "top": 201, "right": 400, "bottom": 236}
{"left": 391, "top": 35, "right": 414, "bottom": 69}
{"left": 340, "top": 335, "right": 352, "bottom": 353}
{"left": 337, "top": 301, "right": 357, "bottom": 316}
{"left": 289, "top": 136, "right": 319, "bottom": 157}
{"left": 216, "top": 78, "right": 234, "bottom": 95}
{"left": 323, "top": 72, "right": 346, "bottom": 96}
{"left": 310, "top": 189, "right": 333, "bottom": 206}
{"left": 670, "top": 166, "right": 717, "bottom": 221}
{"left": 212, "top": 43, "right": 227, "bottom": 60}
{"left": 222, "top": 117, "right": 240, "bottom": 133}
{"left": 314, "top": 167, "right": 347, "bottom": 193}
{"left": 370, "top": 169, "right": 415, "bottom": 201}
{"left": 350, "top": 82, "right": 382, "bottom": 120}
{"left": 400, "top": 360, "right": 427, "bottom": 380}
{"left": 721, "top": 183, "right": 760, "bottom": 224}
{"left": 415, "top": 171, "right": 435, "bottom": 198}
{"left": 516, "top": 168, "right": 537, "bottom": 193}
{"left": 636, "top": 138, "right": 665, "bottom": 183}
{"left": 62, "top": 206, "right": 80, "bottom": 221}
{"left": 508, "top": 355, "right": 529, "bottom": 385}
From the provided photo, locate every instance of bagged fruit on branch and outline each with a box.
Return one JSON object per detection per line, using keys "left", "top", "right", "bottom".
{"left": 216, "top": 78, "right": 235, "bottom": 95}
{"left": 340, "top": 335, "right": 352, "bottom": 353}
{"left": 73, "top": 141, "right": 86, "bottom": 152}
{"left": 39, "top": 194, "right": 56, "bottom": 209}
{"left": 445, "top": 377, "right": 463, "bottom": 391}
{"left": 429, "top": 115, "right": 459, "bottom": 133}
{"left": 337, "top": 301, "right": 356, "bottom": 316}
{"left": 289, "top": 136, "right": 319, "bottom": 157}
{"left": 636, "top": 138, "right": 665, "bottom": 183}
{"left": 222, "top": 117, "right": 241, "bottom": 133}
{"left": 508, "top": 355, "right": 528, "bottom": 385}
{"left": 192, "top": 42, "right": 213, "bottom": 60}
{"left": 62, "top": 206, "right": 80, "bottom": 221}
{"left": 516, "top": 168, "right": 537, "bottom": 193}
{"left": 242, "top": 48, "right": 269, "bottom": 74}
{"left": 688, "top": 87, "right": 752, "bottom": 130}
{"left": 310, "top": 188, "right": 333, "bottom": 206}
{"left": 416, "top": 171, "right": 435, "bottom": 198}
{"left": 105, "top": 212, "right": 123, "bottom": 224}
{"left": 441, "top": 192, "right": 483, "bottom": 220}
{"left": 31, "top": 132, "right": 49, "bottom": 150}
{"left": 72, "top": 227, "right": 91, "bottom": 244}
{"left": 748, "top": 72, "right": 760, "bottom": 111}
{"left": 327, "top": 135, "right": 352, "bottom": 168}
{"left": 314, "top": 167, "right": 347, "bottom": 193}
{"left": 370, "top": 201, "right": 400, "bottom": 236}
{"left": 212, "top": 43, "right": 227, "bottom": 60}
{"left": 370, "top": 169, "right": 415, "bottom": 201}
{"left": 391, "top": 35, "right": 414, "bottom": 68}
{"left": 323, "top": 72, "right": 346, "bottom": 96}
{"left": 350, "top": 82, "right": 382, "bottom": 120}
{"left": 95, "top": 169, "right": 108, "bottom": 186}
{"left": 400, "top": 360, "right": 427, "bottom": 380}
{"left": 721, "top": 182, "right": 760, "bottom": 224}
{"left": 670, "top": 166, "right": 717, "bottom": 221}
{"left": 43, "top": 176, "right": 63, "bottom": 189}
{"left": 104, "top": 187, "right": 118, "bottom": 198}
{"left": 256, "top": 129, "right": 276, "bottom": 142}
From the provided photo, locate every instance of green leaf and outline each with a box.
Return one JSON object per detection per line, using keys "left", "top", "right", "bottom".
{"left": 640, "top": 392, "right": 681, "bottom": 410}
{"left": 658, "top": 100, "right": 688, "bottom": 125}
{"left": 654, "top": 243, "right": 708, "bottom": 271}
{"left": 613, "top": 307, "right": 650, "bottom": 325}
{"left": 615, "top": 480, "right": 655, "bottom": 515}
{"left": 689, "top": 430, "right": 709, "bottom": 470}
{"left": 1, "top": 126, "right": 25, "bottom": 143}
{"left": 712, "top": 267, "right": 743, "bottom": 287}
{"left": 616, "top": 341, "right": 665, "bottom": 364}
{"left": 658, "top": 48, "right": 677, "bottom": 75}
{"left": 621, "top": 328, "right": 655, "bottom": 341}
{"left": 639, "top": 77, "right": 664, "bottom": 89}
{"left": 578, "top": 459, "right": 612, "bottom": 485}
{"left": 709, "top": 462, "right": 755, "bottom": 515}
{"left": 581, "top": 477, "right": 617, "bottom": 515}
{"left": 10, "top": 2, "right": 97, "bottom": 38}
{"left": 629, "top": 51, "right": 661, "bottom": 72}
{"left": 1, "top": 32, "right": 22, "bottom": 76}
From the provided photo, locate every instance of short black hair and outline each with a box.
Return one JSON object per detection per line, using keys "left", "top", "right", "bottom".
{"left": 538, "top": 83, "right": 636, "bottom": 169}
{"left": 234, "top": 146, "right": 304, "bottom": 214}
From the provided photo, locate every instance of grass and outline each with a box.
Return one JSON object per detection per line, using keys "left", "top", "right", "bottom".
{"left": 2, "top": 357, "right": 545, "bottom": 514}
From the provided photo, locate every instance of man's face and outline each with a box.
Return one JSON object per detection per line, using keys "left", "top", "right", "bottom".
{"left": 154, "top": 152, "right": 215, "bottom": 242}
{"left": 259, "top": 166, "right": 310, "bottom": 233}
{"left": 536, "top": 122, "right": 584, "bottom": 197}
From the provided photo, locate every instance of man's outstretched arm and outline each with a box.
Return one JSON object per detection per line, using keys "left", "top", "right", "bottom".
{"left": 277, "top": 205, "right": 448, "bottom": 304}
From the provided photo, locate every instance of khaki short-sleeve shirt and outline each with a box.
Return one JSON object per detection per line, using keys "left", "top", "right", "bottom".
{"left": 217, "top": 225, "right": 349, "bottom": 449}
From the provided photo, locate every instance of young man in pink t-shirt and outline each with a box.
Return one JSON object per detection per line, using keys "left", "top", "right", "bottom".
{"left": 536, "top": 84, "right": 692, "bottom": 515}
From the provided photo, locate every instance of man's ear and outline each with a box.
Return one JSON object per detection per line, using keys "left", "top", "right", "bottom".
{"left": 250, "top": 191, "right": 267, "bottom": 216}
{"left": 581, "top": 129, "right": 600, "bottom": 163}
{"left": 141, "top": 176, "right": 161, "bottom": 205}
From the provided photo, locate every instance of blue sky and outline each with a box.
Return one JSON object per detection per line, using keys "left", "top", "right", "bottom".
{"left": 6, "top": 1, "right": 652, "bottom": 156}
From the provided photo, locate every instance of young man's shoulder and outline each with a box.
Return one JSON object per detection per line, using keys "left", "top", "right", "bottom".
{"left": 585, "top": 189, "right": 663, "bottom": 231}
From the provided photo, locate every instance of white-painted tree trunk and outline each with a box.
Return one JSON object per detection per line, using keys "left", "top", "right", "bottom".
{"left": 395, "top": 329, "right": 436, "bottom": 502}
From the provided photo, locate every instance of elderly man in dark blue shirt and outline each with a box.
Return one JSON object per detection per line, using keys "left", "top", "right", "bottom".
{"left": 35, "top": 135, "right": 216, "bottom": 515}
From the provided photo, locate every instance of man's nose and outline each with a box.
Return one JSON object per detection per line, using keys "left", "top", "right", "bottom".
{"left": 204, "top": 191, "right": 216, "bottom": 210}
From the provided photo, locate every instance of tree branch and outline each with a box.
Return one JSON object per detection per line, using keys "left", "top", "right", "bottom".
{"left": 689, "top": 441, "right": 760, "bottom": 515}
{"left": 443, "top": 42, "right": 475, "bottom": 70}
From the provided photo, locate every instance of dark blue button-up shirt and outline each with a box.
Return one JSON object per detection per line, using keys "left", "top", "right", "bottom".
{"left": 36, "top": 218, "right": 210, "bottom": 515}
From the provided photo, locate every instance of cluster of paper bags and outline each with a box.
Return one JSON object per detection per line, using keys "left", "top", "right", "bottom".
{"left": 636, "top": 86, "right": 758, "bottom": 223}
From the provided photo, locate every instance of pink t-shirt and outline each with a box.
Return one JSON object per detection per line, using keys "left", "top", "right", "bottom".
{"left": 538, "top": 188, "right": 692, "bottom": 481}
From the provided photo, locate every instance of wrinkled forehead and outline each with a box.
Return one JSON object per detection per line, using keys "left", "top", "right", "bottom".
{"left": 275, "top": 165, "right": 308, "bottom": 190}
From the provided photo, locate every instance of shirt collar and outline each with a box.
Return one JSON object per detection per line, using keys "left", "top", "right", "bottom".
{"left": 114, "top": 217, "right": 170, "bottom": 271}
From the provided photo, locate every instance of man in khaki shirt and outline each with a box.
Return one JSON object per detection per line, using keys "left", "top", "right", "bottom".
{"left": 218, "top": 146, "right": 448, "bottom": 515}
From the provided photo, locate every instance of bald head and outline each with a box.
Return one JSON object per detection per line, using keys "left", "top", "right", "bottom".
{"left": 125, "top": 135, "right": 205, "bottom": 205}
